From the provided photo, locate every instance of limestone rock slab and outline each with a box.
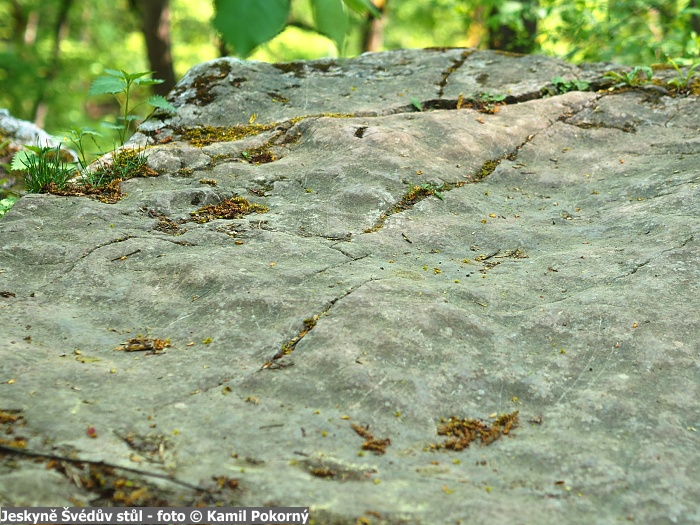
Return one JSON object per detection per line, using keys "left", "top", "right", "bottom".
{"left": 1, "top": 49, "right": 699, "bottom": 524}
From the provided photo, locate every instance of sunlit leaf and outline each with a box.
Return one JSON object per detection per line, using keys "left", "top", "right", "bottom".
{"left": 147, "top": 95, "right": 177, "bottom": 112}
{"left": 213, "top": 0, "right": 289, "bottom": 57}
{"left": 311, "top": 0, "right": 349, "bottom": 51}
{"left": 122, "top": 70, "right": 153, "bottom": 82}
{"left": 89, "top": 76, "right": 126, "bottom": 96}
{"left": 134, "top": 78, "right": 164, "bottom": 86}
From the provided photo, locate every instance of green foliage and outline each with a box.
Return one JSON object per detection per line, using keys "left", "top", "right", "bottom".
{"left": 406, "top": 183, "right": 444, "bottom": 202}
{"left": 420, "top": 183, "right": 444, "bottom": 201}
{"left": 0, "top": 0, "right": 151, "bottom": 139}
{"left": 65, "top": 127, "right": 102, "bottom": 170}
{"left": 472, "top": 91, "right": 506, "bottom": 112}
{"left": 543, "top": 76, "right": 590, "bottom": 95}
{"left": 603, "top": 66, "right": 653, "bottom": 88}
{"left": 213, "top": 0, "right": 290, "bottom": 57}
{"left": 311, "top": 0, "right": 350, "bottom": 51}
{"left": 343, "top": 0, "right": 381, "bottom": 17}
{"left": 476, "top": 92, "right": 506, "bottom": 103}
{"left": 89, "top": 69, "right": 176, "bottom": 146}
{"left": 79, "top": 148, "right": 147, "bottom": 189}
{"left": 539, "top": 0, "right": 699, "bottom": 63}
{"left": 666, "top": 56, "right": 700, "bottom": 90}
{"left": 0, "top": 196, "right": 18, "bottom": 218}
{"left": 13, "top": 146, "right": 75, "bottom": 193}
{"left": 213, "top": 0, "right": 379, "bottom": 57}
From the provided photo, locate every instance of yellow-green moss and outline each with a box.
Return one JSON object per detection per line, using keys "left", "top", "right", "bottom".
{"left": 189, "top": 196, "right": 268, "bottom": 223}
{"left": 179, "top": 124, "right": 277, "bottom": 147}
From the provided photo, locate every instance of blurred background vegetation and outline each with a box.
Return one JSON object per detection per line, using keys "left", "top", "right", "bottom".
{"left": 0, "top": 0, "right": 699, "bottom": 148}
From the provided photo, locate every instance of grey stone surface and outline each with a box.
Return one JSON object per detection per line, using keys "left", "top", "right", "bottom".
{"left": 1, "top": 49, "right": 699, "bottom": 524}
{"left": 0, "top": 109, "right": 64, "bottom": 149}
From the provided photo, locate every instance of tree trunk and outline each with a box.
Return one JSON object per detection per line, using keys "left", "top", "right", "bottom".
{"left": 32, "top": 0, "right": 72, "bottom": 128}
{"left": 362, "top": 0, "right": 388, "bottom": 53}
{"left": 487, "top": 0, "right": 538, "bottom": 54}
{"left": 131, "top": 0, "right": 176, "bottom": 96}
{"left": 691, "top": 0, "right": 700, "bottom": 37}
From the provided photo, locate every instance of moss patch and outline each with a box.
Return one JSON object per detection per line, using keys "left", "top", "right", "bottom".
{"left": 472, "top": 158, "right": 501, "bottom": 182}
{"left": 172, "top": 62, "right": 233, "bottom": 106}
{"left": 430, "top": 411, "right": 519, "bottom": 451}
{"left": 189, "top": 196, "right": 268, "bottom": 223}
{"left": 364, "top": 181, "right": 464, "bottom": 233}
{"left": 241, "top": 145, "right": 278, "bottom": 164}
{"left": 179, "top": 124, "right": 277, "bottom": 147}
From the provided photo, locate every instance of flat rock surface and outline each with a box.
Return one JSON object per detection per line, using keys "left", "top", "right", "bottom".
{"left": 1, "top": 49, "right": 699, "bottom": 524}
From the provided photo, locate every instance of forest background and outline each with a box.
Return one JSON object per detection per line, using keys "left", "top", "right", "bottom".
{"left": 1, "top": 0, "right": 699, "bottom": 157}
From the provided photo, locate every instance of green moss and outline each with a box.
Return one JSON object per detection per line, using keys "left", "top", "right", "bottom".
{"left": 364, "top": 181, "right": 464, "bottom": 234}
{"left": 179, "top": 124, "right": 277, "bottom": 147}
{"left": 188, "top": 196, "right": 268, "bottom": 223}
{"left": 473, "top": 159, "right": 501, "bottom": 182}
{"left": 241, "top": 145, "right": 278, "bottom": 164}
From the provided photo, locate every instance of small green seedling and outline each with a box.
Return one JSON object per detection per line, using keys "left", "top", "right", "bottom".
{"left": 666, "top": 56, "right": 700, "bottom": 90}
{"left": 64, "top": 127, "right": 102, "bottom": 171}
{"left": 405, "top": 182, "right": 444, "bottom": 202}
{"left": 603, "top": 66, "right": 653, "bottom": 88}
{"left": 89, "top": 69, "right": 176, "bottom": 145}
{"left": 471, "top": 91, "right": 506, "bottom": 113}
{"left": 78, "top": 147, "right": 148, "bottom": 188}
{"left": 543, "top": 77, "right": 590, "bottom": 96}
{"left": 410, "top": 97, "right": 423, "bottom": 111}
{"left": 11, "top": 146, "right": 75, "bottom": 193}
{"left": 477, "top": 92, "right": 506, "bottom": 103}
{"left": 421, "top": 183, "right": 444, "bottom": 201}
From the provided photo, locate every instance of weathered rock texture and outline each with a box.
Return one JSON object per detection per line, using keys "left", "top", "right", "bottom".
{"left": 1, "top": 49, "right": 699, "bottom": 524}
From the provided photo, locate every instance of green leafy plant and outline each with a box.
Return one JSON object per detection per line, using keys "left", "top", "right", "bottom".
{"left": 666, "top": 56, "right": 700, "bottom": 90}
{"left": 603, "top": 66, "right": 653, "bottom": 88}
{"left": 406, "top": 182, "right": 444, "bottom": 202}
{"left": 11, "top": 146, "right": 75, "bottom": 193}
{"left": 65, "top": 127, "right": 103, "bottom": 171}
{"left": 213, "top": 0, "right": 380, "bottom": 56}
{"left": 0, "top": 196, "right": 18, "bottom": 218}
{"left": 79, "top": 148, "right": 148, "bottom": 189}
{"left": 89, "top": 69, "right": 176, "bottom": 146}
{"left": 543, "top": 76, "right": 590, "bottom": 95}
{"left": 477, "top": 92, "right": 506, "bottom": 103}
{"left": 472, "top": 91, "right": 506, "bottom": 113}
